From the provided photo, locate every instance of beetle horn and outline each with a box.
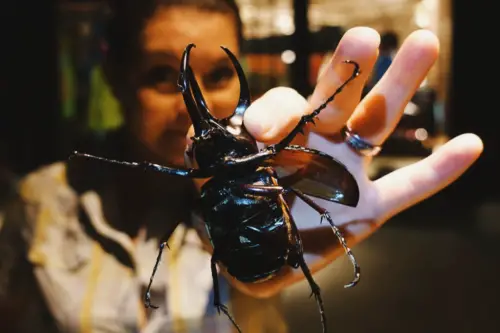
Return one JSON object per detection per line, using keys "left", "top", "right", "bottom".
{"left": 178, "top": 43, "right": 214, "bottom": 136}
{"left": 185, "top": 52, "right": 216, "bottom": 121}
{"left": 220, "top": 46, "right": 251, "bottom": 117}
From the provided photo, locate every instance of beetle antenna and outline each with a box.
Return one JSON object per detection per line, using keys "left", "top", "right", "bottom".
{"left": 178, "top": 44, "right": 214, "bottom": 136}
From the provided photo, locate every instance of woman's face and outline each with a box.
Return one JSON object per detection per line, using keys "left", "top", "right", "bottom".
{"left": 128, "top": 6, "right": 240, "bottom": 166}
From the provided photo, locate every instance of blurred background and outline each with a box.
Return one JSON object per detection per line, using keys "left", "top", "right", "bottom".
{"left": 1, "top": 0, "right": 499, "bottom": 332}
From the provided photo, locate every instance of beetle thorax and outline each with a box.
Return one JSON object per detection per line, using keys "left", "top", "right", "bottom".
{"left": 189, "top": 129, "right": 258, "bottom": 170}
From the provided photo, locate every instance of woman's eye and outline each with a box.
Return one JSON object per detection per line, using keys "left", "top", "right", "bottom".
{"left": 142, "top": 66, "right": 179, "bottom": 93}
{"left": 204, "top": 66, "right": 235, "bottom": 90}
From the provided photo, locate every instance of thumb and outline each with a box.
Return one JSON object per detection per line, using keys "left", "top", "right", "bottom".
{"left": 186, "top": 125, "right": 196, "bottom": 149}
{"left": 243, "top": 87, "right": 308, "bottom": 145}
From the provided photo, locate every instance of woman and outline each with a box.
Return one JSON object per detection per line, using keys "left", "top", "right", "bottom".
{"left": 0, "top": 0, "right": 483, "bottom": 332}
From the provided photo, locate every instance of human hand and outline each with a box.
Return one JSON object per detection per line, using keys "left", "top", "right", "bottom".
{"left": 242, "top": 27, "right": 483, "bottom": 245}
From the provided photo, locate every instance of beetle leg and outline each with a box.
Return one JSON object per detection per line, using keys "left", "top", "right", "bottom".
{"left": 240, "top": 184, "right": 284, "bottom": 196}
{"left": 69, "top": 151, "right": 212, "bottom": 178}
{"left": 211, "top": 254, "right": 242, "bottom": 333}
{"left": 298, "top": 257, "right": 327, "bottom": 333}
{"left": 272, "top": 61, "right": 360, "bottom": 152}
{"left": 223, "top": 61, "right": 360, "bottom": 169}
{"left": 223, "top": 148, "right": 276, "bottom": 166}
{"left": 288, "top": 216, "right": 327, "bottom": 333}
{"left": 144, "top": 241, "right": 169, "bottom": 309}
{"left": 291, "top": 187, "right": 360, "bottom": 288}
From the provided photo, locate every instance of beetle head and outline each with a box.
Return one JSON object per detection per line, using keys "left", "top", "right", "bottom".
{"left": 179, "top": 44, "right": 259, "bottom": 170}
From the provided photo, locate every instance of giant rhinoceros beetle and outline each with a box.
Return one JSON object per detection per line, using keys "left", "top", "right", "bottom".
{"left": 70, "top": 43, "right": 361, "bottom": 333}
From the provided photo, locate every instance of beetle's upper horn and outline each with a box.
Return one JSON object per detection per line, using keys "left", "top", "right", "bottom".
{"left": 220, "top": 46, "right": 251, "bottom": 117}
{"left": 178, "top": 43, "right": 215, "bottom": 135}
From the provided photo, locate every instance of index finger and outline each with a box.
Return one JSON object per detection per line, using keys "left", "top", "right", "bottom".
{"left": 244, "top": 27, "right": 381, "bottom": 144}
{"left": 308, "top": 27, "right": 380, "bottom": 135}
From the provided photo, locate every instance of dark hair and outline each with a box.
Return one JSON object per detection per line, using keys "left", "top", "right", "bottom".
{"left": 105, "top": 0, "right": 243, "bottom": 69}
{"left": 380, "top": 31, "right": 399, "bottom": 52}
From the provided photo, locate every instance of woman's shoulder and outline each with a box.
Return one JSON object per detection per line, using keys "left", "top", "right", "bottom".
{"left": 18, "top": 127, "right": 127, "bottom": 203}
{"left": 19, "top": 161, "right": 75, "bottom": 203}
{"left": 19, "top": 161, "right": 82, "bottom": 218}
{"left": 0, "top": 162, "right": 86, "bottom": 332}
{"left": 6, "top": 161, "right": 80, "bottom": 245}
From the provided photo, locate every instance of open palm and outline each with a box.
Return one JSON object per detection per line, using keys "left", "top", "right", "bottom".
{"left": 242, "top": 27, "right": 483, "bottom": 250}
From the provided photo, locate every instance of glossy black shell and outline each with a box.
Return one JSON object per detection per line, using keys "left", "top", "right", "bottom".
{"left": 69, "top": 43, "right": 362, "bottom": 333}
{"left": 200, "top": 167, "right": 293, "bottom": 283}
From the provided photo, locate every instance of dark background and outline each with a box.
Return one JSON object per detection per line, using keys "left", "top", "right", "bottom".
{"left": 1, "top": 0, "right": 499, "bottom": 332}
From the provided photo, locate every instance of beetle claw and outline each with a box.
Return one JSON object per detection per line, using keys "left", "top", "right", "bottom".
{"left": 144, "top": 292, "right": 159, "bottom": 309}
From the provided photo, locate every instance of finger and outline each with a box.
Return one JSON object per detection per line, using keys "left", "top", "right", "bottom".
{"left": 185, "top": 125, "right": 209, "bottom": 190}
{"left": 374, "top": 134, "right": 483, "bottom": 221}
{"left": 186, "top": 125, "right": 195, "bottom": 148}
{"left": 308, "top": 27, "right": 380, "bottom": 135}
{"left": 348, "top": 29, "right": 439, "bottom": 144}
{"left": 244, "top": 27, "right": 380, "bottom": 143}
{"left": 244, "top": 87, "right": 308, "bottom": 144}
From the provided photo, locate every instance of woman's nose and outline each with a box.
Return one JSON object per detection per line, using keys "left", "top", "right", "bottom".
{"left": 193, "top": 75, "right": 215, "bottom": 112}
{"left": 176, "top": 75, "right": 214, "bottom": 118}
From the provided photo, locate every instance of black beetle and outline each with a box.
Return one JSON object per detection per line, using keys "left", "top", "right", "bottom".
{"left": 70, "top": 43, "right": 361, "bottom": 333}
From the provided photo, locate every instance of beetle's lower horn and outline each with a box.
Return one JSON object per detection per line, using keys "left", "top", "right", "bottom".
{"left": 186, "top": 59, "right": 215, "bottom": 122}
{"left": 178, "top": 43, "right": 214, "bottom": 135}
